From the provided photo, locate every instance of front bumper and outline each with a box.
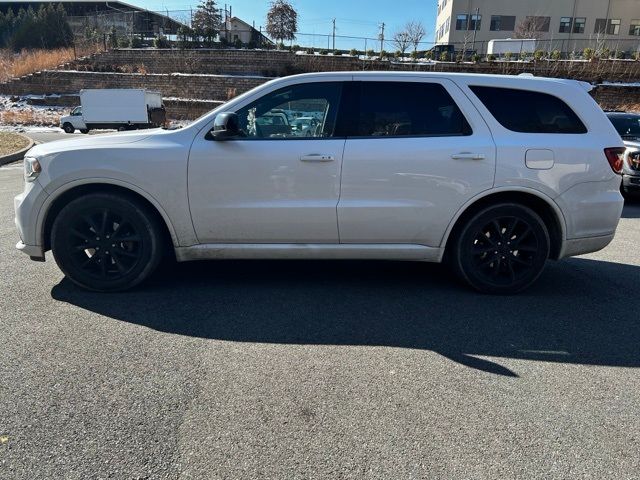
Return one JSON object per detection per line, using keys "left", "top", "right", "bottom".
{"left": 16, "top": 241, "right": 45, "bottom": 261}
{"left": 14, "top": 179, "right": 49, "bottom": 261}
{"left": 622, "top": 173, "right": 640, "bottom": 194}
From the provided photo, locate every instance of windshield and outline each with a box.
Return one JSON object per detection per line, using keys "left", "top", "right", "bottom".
{"left": 608, "top": 114, "right": 640, "bottom": 137}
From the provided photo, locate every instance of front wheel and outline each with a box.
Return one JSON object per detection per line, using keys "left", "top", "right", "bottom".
{"left": 62, "top": 123, "right": 75, "bottom": 134}
{"left": 451, "top": 204, "right": 550, "bottom": 294}
{"left": 51, "top": 193, "right": 164, "bottom": 292}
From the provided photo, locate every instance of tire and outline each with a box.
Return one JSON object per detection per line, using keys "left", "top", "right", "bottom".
{"left": 62, "top": 123, "right": 75, "bottom": 134}
{"left": 80, "top": 129, "right": 89, "bottom": 134}
{"left": 51, "top": 193, "right": 164, "bottom": 292}
{"left": 450, "top": 203, "right": 550, "bottom": 295}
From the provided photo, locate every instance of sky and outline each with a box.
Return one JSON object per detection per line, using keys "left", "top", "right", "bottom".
{"left": 132, "top": 0, "right": 438, "bottom": 50}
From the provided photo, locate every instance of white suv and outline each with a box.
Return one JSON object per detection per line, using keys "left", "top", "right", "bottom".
{"left": 14, "top": 72, "right": 625, "bottom": 293}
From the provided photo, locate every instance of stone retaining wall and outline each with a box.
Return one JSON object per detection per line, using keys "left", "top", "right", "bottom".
{"left": 0, "top": 71, "right": 270, "bottom": 101}
{"left": 63, "top": 48, "right": 640, "bottom": 83}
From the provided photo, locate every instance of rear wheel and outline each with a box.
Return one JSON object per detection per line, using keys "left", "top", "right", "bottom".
{"left": 51, "top": 193, "right": 164, "bottom": 292}
{"left": 80, "top": 129, "right": 89, "bottom": 134}
{"left": 62, "top": 123, "right": 75, "bottom": 134}
{"left": 451, "top": 204, "right": 550, "bottom": 294}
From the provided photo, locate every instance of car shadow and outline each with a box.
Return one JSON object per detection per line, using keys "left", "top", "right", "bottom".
{"left": 622, "top": 199, "right": 640, "bottom": 218}
{"left": 51, "top": 258, "right": 640, "bottom": 377}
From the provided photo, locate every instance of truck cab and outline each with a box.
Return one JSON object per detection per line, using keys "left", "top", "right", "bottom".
{"left": 60, "top": 106, "right": 88, "bottom": 134}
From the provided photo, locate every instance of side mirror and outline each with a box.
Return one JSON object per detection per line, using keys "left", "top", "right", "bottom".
{"left": 211, "top": 112, "right": 240, "bottom": 140}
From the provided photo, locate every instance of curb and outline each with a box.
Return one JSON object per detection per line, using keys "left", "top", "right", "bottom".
{"left": 0, "top": 134, "right": 35, "bottom": 166}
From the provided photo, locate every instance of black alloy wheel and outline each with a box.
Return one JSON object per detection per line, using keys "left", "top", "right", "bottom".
{"left": 51, "top": 193, "right": 164, "bottom": 291}
{"left": 452, "top": 204, "right": 550, "bottom": 294}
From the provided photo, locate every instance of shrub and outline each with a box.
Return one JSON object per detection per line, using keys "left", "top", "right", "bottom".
{"left": 131, "top": 36, "right": 143, "bottom": 48}
{"left": 551, "top": 50, "right": 561, "bottom": 60}
{"left": 306, "top": 48, "right": 314, "bottom": 54}
{"left": 504, "top": 51, "right": 513, "bottom": 61}
{"left": 634, "top": 51, "right": 640, "bottom": 61}
{"left": 439, "top": 51, "right": 450, "bottom": 62}
{"left": 534, "top": 50, "right": 545, "bottom": 61}
{"left": 366, "top": 49, "right": 375, "bottom": 58}
{"left": 455, "top": 53, "right": 464, "bottom": 62}
{"left": 234, "top": 38, "right": 243, "bottom": 49}
{"left": 471, "top": 53, "right": 480, "bottom": 63}
{"left": 583, "top": 47, "right": 594, "bottom": 60}
{"left": 487, "top": 54, "right": 496, "bottom": 62}
{"left": 411, "top": 50, "right": 420, "bottom": 61}
{"left": 117, "top": 36, "right": 131, "bottom": 48}
{"left": 291, "top": 44, "right": 300, "bottom": 51}
{"left": 349, "top": 48, "right": 358, "bottom": 57}
{"left": 153, "top": 34, "right": 170, "bottom": 49}
{"left": 615, "top": 50, "right": 625, "bottom": 59}
{"left": 380, "top": 50, "right": 389, "bottom": 59}
{"left": 319, "top": 49, "right": 328, "bottom": 55}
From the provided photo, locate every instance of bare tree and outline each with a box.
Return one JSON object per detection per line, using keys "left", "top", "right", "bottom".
{"left": 514, "top": 16, "right": 548, "bottom": 40}
{"left": 266, "top": 0, "right": 298, "bottom": 47}
{"left": 393, "top": 30, "right": 411, "bottom": 59}
{"left": 406, "top": 21, "right": 426, "bottom": 53}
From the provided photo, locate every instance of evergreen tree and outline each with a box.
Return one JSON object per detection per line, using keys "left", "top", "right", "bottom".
{"left": 192, "top": 0, "right": 222, "bottom": 47}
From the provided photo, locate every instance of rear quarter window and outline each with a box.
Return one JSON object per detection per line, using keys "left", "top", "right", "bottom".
{"left": 470, "top": 86, "right": 587, "bottom": 134}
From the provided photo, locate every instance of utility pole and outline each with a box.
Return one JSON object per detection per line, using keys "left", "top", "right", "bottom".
{"left": 332, "top": 18, "right": 336, "bottom": 52}
{"left": 379, "top": 22, "right": 385, "bottom": 58}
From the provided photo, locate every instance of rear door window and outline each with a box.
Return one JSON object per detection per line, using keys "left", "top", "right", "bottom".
{"left": 346, "top": 81, "right": 472, "bottom": 138}
{"left": 470, "top": 86, "right": 587, "bottom": 134}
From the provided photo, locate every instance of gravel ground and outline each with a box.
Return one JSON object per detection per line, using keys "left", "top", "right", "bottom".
{"left": 1, "top": 163, "right": 639, "bottom": 479}
{"left": 0, "top": 132, "right": 29, "bottom": 156}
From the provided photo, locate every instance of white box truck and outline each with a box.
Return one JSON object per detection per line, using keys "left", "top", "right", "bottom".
{"left": 60, "top": 89, "right": 166, "bottom": 134}
{"left": 487, "top": 38, "right": 537, "bottom": 56}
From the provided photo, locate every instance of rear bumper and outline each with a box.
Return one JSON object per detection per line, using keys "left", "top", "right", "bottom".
{"left": 558, "top": 233, "right": 615, "bottom": 259}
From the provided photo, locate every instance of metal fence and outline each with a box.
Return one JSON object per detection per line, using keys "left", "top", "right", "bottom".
{"left": 64, "top": 8, "right": 640, "bottom": 58}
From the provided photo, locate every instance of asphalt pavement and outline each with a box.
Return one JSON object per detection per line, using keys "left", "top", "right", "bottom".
{"left": 1, "top": 155, "right": 639, "bottom": 479}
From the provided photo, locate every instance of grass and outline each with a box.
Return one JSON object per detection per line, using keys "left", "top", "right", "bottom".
{"left": 0, "top": 47, "right": 101, "bottom": 83}
{"left": 0, "top": 109, "right": 69, "bottom": 127}
{"left": 0, "top": 132, "right": 30, "bottom": 156}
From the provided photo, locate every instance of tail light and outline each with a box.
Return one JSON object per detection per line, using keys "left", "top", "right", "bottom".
{"left": 604, "top": 147, "right": 626, "bottom": 174}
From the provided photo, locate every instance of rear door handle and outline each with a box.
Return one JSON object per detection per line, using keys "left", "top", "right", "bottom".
{"left": 451, "top": 152, "right": 486, "bottom": 160}
{"left": 300, "top": 154, "right": 334, "bottom": 162}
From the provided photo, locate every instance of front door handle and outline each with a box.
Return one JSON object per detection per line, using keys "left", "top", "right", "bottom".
{"left": 451, "top": 152, "right": 486, "bottom": 160}
{"left": 300, "top": 154, "right": 335, "bottom": 162}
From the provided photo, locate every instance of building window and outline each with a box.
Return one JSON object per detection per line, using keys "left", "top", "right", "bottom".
{"left": 469, "top": 14, "right": 482, "bottom": 31}
{"left": 608, "top": 19, "right": 621, "bottom": 35}
{"left": 630, "top": 20, "right": 640, "bottom": 36}
{"left": 456, "top": 14, "right": 468, "bottom": 30}
{"left": 594, "top": 18, "right": 607, "bottom": 34}
{"left": 573, "top": 17, "right": 586, "bottom": 34}
{"left": 490, "top": 15, "right": 516, "bottom": 31}
{"left": 524, "top": 16, "right": 550, "bottom": 32}
{"left": 559, "top": 17, "right": 572, "bottom": 33}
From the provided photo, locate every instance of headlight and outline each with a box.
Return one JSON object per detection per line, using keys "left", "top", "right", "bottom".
{"left": 24, "top": 156, "right": 42, "bottom": 182}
